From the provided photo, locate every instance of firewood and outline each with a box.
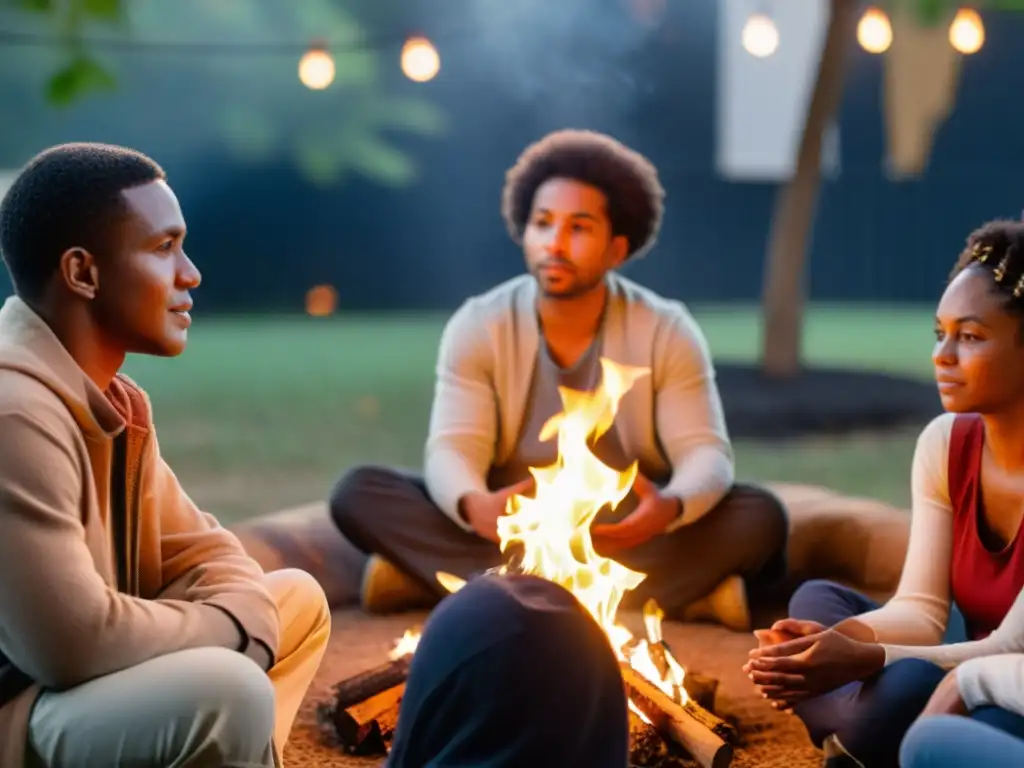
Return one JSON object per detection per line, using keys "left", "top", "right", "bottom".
{"left": 682, "top": 673, "right": 719, "bottom": 713}
{"left": 620, "top": 662, "right": 734, "bottom": 741}
{"left": 628, "top": 708, "right": 670, "bottom": 766}
{"left": 331, "top": 655, "right": 412, "bottom": 711}
{"left": 331, "top": 683, "right": 404, "bottom": 755}
{"left": 325, "top": 655, "right": 412, "bottom": 756}
{"left": 621, "top": 666, "right": 734, "bottom": 768}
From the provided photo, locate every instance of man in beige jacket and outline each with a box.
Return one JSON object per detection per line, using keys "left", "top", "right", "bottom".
{"left": 0, "top": 143, "right": 330, "bottom": 767}
{"left": 330, "top": 129, "right": 789, "bottom": 630}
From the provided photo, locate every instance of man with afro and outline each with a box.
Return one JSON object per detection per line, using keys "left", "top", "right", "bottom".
{"left": 330, "top": 129, "right": 789, "bottom": 630}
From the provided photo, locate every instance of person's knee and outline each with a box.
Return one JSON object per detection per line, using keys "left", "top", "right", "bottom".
{"left": 881, "top": 658, "right": 947, "bottom": 692}
{"left": 174, "top": 648, "right": 276, "bottom": 762}
{"left": 735, "top": 483, "right": 788, "bottom": 537}
{"left": 788, "top": 578, "right": 843, "bottom": 618}
{"left": 899, "top": 717, "right": 944, "bottom": 768}
{"left": 900, "top": 716, "right": 964, "bottom": 768}
{"left": 721, "top": 484, "right": 789, "bottom": 561}
{"left": 265, "top": 567, "right": 332, "bottom": 647}
{"left": 328, "top": 465, "right": 392, "bottom": 538}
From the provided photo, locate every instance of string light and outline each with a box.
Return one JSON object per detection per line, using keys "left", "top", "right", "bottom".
{"left": 400, "top": 36, "right": 440, "bottom": 82}
{"left": 298, "top": 41, "right": 335, "bottom": 89}
{"left": 949, "top": 8, "right": 984, "bottom": 55}
{"left": 741, "top": 13, "right": 779, "bottom": 58}
{"left": 857, "top": 7, "right": 892, "bottom": 54}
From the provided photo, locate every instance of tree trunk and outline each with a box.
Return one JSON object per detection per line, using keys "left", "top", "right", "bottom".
{"left": 759, "top": 0, "right": 859, "bottom": 378}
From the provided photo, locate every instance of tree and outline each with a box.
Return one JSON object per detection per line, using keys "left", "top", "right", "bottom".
{"left": 760, "top": 0, "right": 858, "bottom": 378}
{"left": 0, "top": 0, "right": 447, "bottom": 187}
{"left": 758, "top": 0, "right": 1018, "bottom": 378}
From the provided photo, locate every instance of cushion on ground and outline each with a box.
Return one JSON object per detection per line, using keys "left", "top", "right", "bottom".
{"left": 770, "top": 482, "right": 909, "bottom": 602}
{"left": 228, "top": 482, "right": 911, "bottom": 609}
{"left": 282, "top": 610, "right": 824, "bottom": 768}
{"left": 231, "top": 502, "right": 369, "bottom": 608}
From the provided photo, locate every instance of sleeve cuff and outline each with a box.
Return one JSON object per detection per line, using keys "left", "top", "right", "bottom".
{"left": 208, "top": 603, "right": 247, "bottom": 651}
{"left": 208, "top": 604, "right": 278, "bottom": 669}
{"left": 425, "top": 464, "right": 485, "bottom": 533}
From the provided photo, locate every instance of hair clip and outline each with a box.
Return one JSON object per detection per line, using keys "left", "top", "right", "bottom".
{"left": 973, "top": 243, "right": 994, "bottom": 263}
{"left": 1014, "top": 273, "right": 1024, "bottom": 298}
{"left": 994, "top": 253, "right": 1011, "bottom": 283}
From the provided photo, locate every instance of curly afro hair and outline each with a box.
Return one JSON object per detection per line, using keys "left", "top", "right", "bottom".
{"left": 950, "top": 219, "right": 1024, "bottom": 317}
{"left": 500, "top": 129, "right": 665, "bottom": 261}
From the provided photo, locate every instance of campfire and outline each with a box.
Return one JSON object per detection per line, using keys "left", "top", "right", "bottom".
{"left": 321, "top": 359, "right": 736, "bottom": 768}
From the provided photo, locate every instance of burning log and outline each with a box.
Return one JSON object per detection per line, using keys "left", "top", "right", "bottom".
{"left": 332, "top": 654, "right": 412, "bottom": 710}
{"left": 327, "top": 654, "right": 412, "bottom": 755}
{"left": 628, "top": 708, "right": 670, "bottom": 766}
{"left": 682, "top": 673, "right": 719, "bottom": 714}
{"left": 622, "top": 665, "right": 734, "bottom": 768}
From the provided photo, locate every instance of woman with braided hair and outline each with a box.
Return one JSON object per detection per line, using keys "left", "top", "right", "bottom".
{"left": 744, "top": 219, "right": 1024, "bottom": 768}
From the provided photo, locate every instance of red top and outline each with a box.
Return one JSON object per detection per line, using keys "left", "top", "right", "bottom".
{"left": 948, "top": 414, "right": 1024, "bottom": 639}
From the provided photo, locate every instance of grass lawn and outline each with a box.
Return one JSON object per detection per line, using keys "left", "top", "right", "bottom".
{"left": 120, "top": 303, "right": 937, "bottom": 525}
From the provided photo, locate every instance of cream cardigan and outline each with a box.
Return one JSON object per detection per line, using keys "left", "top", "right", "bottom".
{"left": 423, "top": 272, "right": 735, "bottom": 533}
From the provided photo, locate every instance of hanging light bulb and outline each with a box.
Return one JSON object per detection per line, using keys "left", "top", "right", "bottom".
{"left": 742, "top": 13, "right": 779, "bottom": 58}
{"left": 400, "top": 36, "right": 440, "bottom": 82}
{"left": 298, "top": 41, "right": 335, "bottom": 90}
{"left": 949, "top": 8, "right": 984, "bottom": 54}
{"left": 857, "top": 7, "right": 893, "bottom": 54}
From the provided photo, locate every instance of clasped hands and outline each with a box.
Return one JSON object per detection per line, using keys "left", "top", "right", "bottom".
{"left": 459, "top": 473, "right": 681, "bottom": 549}
{"left": 745, "top": 621, "right": 967, "bottom": 720}
{"left": 744, "top": 619, "right": 885, "bottom": 711}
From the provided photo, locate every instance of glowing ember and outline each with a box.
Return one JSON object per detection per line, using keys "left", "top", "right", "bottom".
{"left": 425, "top": 358, "right": 689, "bottom": 705}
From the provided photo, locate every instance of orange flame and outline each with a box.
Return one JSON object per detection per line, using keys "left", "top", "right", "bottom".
{"left": 389, "top": 628, "right": 420, "bottom": 659}
{"left": 429, "top": 358, "right": 688, "bottom": 704}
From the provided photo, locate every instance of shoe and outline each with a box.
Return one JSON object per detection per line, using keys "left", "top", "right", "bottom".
{"left": 821, "top": 734, "right": 866, "bottom": 768}
{"left": 681, "top": 575, "right": 751, "bottom": 632}
{"left": 360, "top": 555, "right": 436, "bottom": 614}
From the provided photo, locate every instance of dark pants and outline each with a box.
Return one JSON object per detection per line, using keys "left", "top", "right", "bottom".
{"left": 329, "top": 465, "right": 789, "bottom": 615}
{"left": 788, "top": 580, "right": 1024, "bottom": 768}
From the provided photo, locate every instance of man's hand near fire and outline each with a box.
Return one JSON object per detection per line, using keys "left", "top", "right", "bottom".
{"left": 590, "top": 474, "right": 681, "bottom": 552}
{"left": 458, "top": 478, "right": 535, "bottom": 542}
{"left": 743, "top": 627, "right": 886, "bottom": 710}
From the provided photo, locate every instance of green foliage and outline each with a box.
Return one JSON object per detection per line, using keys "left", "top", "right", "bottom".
{"left": 879, "top": 0, "right": 1024, "bottom": 24}
{"left": 3, "top": 0, "right": 447, "bottom": 187}
{"left": 917, "top": 0, "right": 948, "bottom": 25}
{"left": 46, "top": 52, "right": 115, "bottom": 105}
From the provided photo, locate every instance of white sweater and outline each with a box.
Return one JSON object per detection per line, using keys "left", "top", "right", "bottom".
{"left": 855, "top": 413, "right": 1024, "bottom": 713}
{"left": 957, "top": 654, "right": 1024, "bottom": 715}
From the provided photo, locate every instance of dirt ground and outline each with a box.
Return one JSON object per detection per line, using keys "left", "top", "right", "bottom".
{"left": 283, "top": 610, "right": 823, "bottom": 768}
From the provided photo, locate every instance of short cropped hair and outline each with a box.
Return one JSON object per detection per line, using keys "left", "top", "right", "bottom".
{"left": 0, "top": 142, "right": 166, "bottom": 301}
{"left": 500, "top": 129, "right": 665, "bottom": 260}
{"left": 950, "top": 219, "right": 1024, "bottom": 318}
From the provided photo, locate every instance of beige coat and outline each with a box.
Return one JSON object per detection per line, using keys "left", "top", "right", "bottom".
{"left": 424, "top": 272, "right": 735, "bottom": 532}
{"left": 0, "top": 296, "right": 279, "bottom": 767}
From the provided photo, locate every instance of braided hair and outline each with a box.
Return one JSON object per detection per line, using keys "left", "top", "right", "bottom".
{"left": 950, "top": 220, "right": 1024, "bottom": 313}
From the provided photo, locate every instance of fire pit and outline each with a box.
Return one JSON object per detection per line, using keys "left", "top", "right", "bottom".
{"left": 319, "top": 359, "right": 739, "bottom": 768}
{"left": 320, "top": 604, "right": 736, "bottom": 767}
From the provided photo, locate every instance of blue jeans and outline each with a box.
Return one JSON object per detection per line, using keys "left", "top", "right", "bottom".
{"left": 901, "top": 715, "right": 1024, "bottom": 768}
{"left": 788, "top": 580, "right": 1024, "bottom": 768}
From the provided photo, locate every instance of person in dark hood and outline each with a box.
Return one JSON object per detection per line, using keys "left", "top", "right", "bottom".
{"left": 386, "top": 573, "right": 630, "bottom": 768}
